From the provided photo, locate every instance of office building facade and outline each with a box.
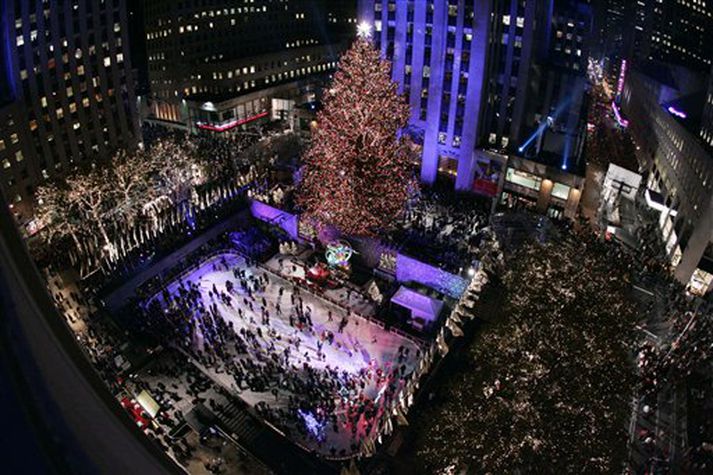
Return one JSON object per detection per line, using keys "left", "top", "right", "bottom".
{"left": 621, "top": 63, "right": 713, "bottom": 293}
{"left": 357, "top": 0, "right": 591, "bottom": 218}
{"left": 144, "top": 0, "right": 355, "bottom": 133}
{"left": 0, "top": 0, "right": 139, "bottom": 227}
{"left": 626, "top": 0, "right": 713, "bottom": 74}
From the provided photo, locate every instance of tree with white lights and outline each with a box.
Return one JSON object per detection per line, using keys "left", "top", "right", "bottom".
{"left": 297, "top": 34, "right": 416, "bottom": 237}
{"left": 415, "top": 238, "right": 638, "bottom": 473}
{"left": 66, "top": 168, "right": 114, "bottom": 248}
{"left": 35, "top": 181, "right": 83, "bottom": 249}
{"left": 110, "top": 150, "right": 154, "bottom": 227}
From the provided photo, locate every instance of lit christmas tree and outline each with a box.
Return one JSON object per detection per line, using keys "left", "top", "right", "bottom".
{"left": 297, "top": 34, "right": 416, "bottom": 237}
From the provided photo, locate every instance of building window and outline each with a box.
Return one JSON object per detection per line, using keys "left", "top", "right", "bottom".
{"left": 551, "top": 182, "right": 571, "bottom": 200}
{"left": 505, "top": 167, "right": 542, "bottom": 190}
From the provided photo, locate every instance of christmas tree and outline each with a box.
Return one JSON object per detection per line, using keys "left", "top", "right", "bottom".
{"left": 297, "top": 35, "right": 416, "bottom": 237}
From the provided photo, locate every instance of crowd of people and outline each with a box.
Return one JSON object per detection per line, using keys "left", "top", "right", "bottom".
{"left": 130, "top": 251, "right": 420, "bottom": 456}
{"left": 388, "top": 183, "right": 491, "bottom": 272}
{"left": 36, "top": 116, "right": 711, "bottom": 472}
{"left": 571, "top": 211, "right": 713, "bottom": 473}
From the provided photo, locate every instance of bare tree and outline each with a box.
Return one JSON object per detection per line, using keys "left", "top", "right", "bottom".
{"left": 149, "top": 138, "right": 204, "bottom": 204}
{"left": 110, "top": 149, "right": 155, "bottom": 227}
{"left": 66, "top": 167, "right": 113, "bottom": 248}
{"left": 34, "top": 181, "right": 82, "bottom": 249}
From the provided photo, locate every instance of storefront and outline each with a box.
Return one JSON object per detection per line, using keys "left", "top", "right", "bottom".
{"left": 500, "top": 155, "right": 585, "bottom": 220}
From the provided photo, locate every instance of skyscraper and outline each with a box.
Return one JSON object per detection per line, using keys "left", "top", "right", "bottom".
{"left": 700, "top": 67, "right": 713, "bottom": 150}
{"left": 591, "top": 0, "right": 627, "bottom": 86}
{"left": 0, "top": 0, "right": 140, "bottom": 228}
{"left": 358, "top": 0, "right": 592, "bottom": 207}
{"left": 621, "top": 62, "right": 713, "bottom": 291}
{"left": 144, "top": 0, "right": 356, "bottom": 133}
{"left": 626, "top": 0, "right": 713, "bottom": 74}
{"left": 358, "top": 0, "right": 492, "bottom": 189}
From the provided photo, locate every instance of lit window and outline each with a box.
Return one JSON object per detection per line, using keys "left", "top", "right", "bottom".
{"left": 15, "top": 150, "right": 24, "bottom": 162}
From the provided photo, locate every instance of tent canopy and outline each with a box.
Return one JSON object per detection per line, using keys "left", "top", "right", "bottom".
{"left": 391, "top": 286, "right": 443, "bottom": 323}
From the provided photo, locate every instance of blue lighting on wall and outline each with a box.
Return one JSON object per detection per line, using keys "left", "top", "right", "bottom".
{"left": 0, "top": 4, "right": 17, "bottom": 102}
{"left": 0, "top": 0, "right": 18, "bottom": 102}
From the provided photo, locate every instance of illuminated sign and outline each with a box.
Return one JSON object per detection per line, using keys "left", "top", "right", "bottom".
{"left": 196, "top": 111, "right": 269, "bottom": 132}
{"left": 667, "top": 106, "right": 687, "bottom": 119}
{"left": 616, "top": 59, "right": 627, "bottom": 97}
{"left": 612, "top": 101, "right": 629, "bottom": 128}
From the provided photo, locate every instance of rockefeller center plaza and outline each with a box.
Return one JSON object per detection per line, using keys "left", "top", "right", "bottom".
{"left": 1, "top": 1, "right": 712, "bottom": 475}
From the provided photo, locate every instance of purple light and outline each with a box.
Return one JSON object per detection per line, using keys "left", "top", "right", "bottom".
{"left": 395, "top": 253, "right": 467, "bottom": 299}
{"left": 616, "top": 59, "right": 627, "bottom": 97}
{"left": 250, "top": 201, "right": 299, "bottom": 240}
{"left": 611, "top": 101, "right": 629, "bottom": 128}
{"left": 667, "top": 106, "right": 687, "bottom": 119}
{"left": 298, "top": 409, "right": 325, "bottom": 440}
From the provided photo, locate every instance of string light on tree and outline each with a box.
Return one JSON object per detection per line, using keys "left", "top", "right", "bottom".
{"left": 297, "top": 36, "right": 417, "bottom": 237}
